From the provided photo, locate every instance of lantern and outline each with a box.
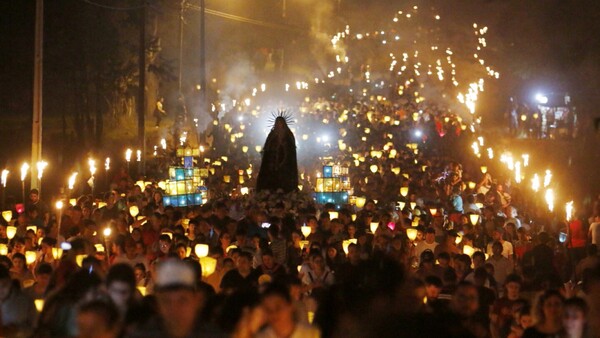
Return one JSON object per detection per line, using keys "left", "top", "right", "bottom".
{"left": 0, "top": 244, "right": 7, "bottom": 256}
{"left": 410, "top": 202, "right": 417, "bottom": 210}
{"left": 342, "top": 239, "right": 357, "bottom": 254}
{"left": 6, "top": 226, "right": 17, "bottom": 239}
{"left": 199, "top": 256, "right": 217, "bottom": 278}
{"left": 301, "top": 225, "right": 311, "bottom": 238}
{"left": 76, "top": 254, "right": 87, "bottom": 267}
{"left": 129, "top": 206, "right": 140, "bottom": 218}
{"left": 25, "top": 251, "right": 37, "bottom": 265}
{"left": 370, "top": 222, "right": 378, "bottom": 234}
{"left": 2, "top": 211, "right": 12, "bottom": 223}
{"left": 195, "top": 244, "right": 209, "bottom": 257}
{"left": 480, "top": 166, "right": 487, "bottom": 174}
{"left": 429, "top": 208, "right": 438, "bottom": 217}
{"left": 355, "top": 197, "right": 366, "bottom": 208}
{"left": 400, "top": 187, "right": 409, "bottom": 197}
{"left": 34, "top": 299, "right": 44, "bottom": 312}
{"left": 329, "top": 211, "right": 338, "bottom": 219}
{"left": 406, "top": 228, "right": 418, "bottom": 241}
{"left": 369, "top": 165, "right": 378, "bottom": 173}
{"left": 469, "top": 214, "right": 480, "bottom": 226}
{"left": 137, "top": 286, "right": 147, "bottom": 297}
{"left": 463, "top": 245, "right": 475, "bottom": 256}
{"left": 52, "top": 248, "right": 63, "bottom": 260}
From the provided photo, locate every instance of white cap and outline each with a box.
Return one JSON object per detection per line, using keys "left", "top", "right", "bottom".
{"left": 154, "top": 259, "right": 196, "bottom": 291}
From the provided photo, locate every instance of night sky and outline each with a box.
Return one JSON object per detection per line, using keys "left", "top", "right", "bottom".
{"left": 0, "top": 0, "right": 599, "bottom": 196}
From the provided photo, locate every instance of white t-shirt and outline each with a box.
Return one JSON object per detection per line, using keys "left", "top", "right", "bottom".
{"left": 486, "top": 240, "right": 513, "bottom": 259}
{"left": 415, "top": 241, "right": 438, "bottom": 262}
{"left": 589, "top": 222, "right": 600, "bottom": 245}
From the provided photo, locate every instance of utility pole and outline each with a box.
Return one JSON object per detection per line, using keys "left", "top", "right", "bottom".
{"left": 199, "top": 0, "right": 207, "bottom": 126}
{"left": 31, "top": 0, "right": 44, "bottom": 191}
{"left": 138, "top": 2, "right": 146, "bottom": 176}
{"left": 178, "top": 0, "right": 185, "bottom": 94}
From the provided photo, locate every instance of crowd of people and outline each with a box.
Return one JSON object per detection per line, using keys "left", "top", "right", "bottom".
{"left": 0, "top": 92, "right": 599, "bottom": 338}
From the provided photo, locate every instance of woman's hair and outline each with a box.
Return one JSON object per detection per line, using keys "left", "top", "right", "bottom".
{"left": 532, "top": 289, "right": 564, "bottom": 324}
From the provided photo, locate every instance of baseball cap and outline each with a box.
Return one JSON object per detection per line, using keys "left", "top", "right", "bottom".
{"left": 154, "top": 259, "right": 196, "bottom": 292}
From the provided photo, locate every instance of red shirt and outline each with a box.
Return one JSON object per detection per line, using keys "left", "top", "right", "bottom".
{"left": 568, "top": 220, "right": 586, "bottom": 248}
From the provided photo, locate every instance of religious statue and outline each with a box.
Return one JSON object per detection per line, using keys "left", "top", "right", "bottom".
{"left": 256, "top": 112, "right": 299, "bottom": 193}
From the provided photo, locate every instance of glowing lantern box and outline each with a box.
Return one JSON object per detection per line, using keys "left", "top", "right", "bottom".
{"left": 314, "top": 164, "right": 350, "bottom": 205}
{"left": 162, "top": 148, "right": 208, "bottom": 207}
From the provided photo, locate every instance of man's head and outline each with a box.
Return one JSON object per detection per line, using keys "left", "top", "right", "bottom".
{"left": 262, "top": 249, "right": 274, "bottom": 269}
{"left": 504, "top": 274, "right": 522, "bottom": 300}
{"left": 77, "top": 299, "right": 121, "bottom": 338}
{"left": 106, "top": 264, "right": 136, "bottom": 314}
{"left": 29, "top": 189, "right": 40, "bottom": 204}
{"left": 237, "top": 251, "right": 253, "bottom": 274}
{"left": 0, "top": 265, "right": 12, "bottom": 301}
{"left": 424, "top": 227, "right": 436, "bottom": 243}
{"left": 261, "top": 283, "right": 294, "bottom": 330}
{"left": 493, "top": 227, "right": 504, "bottom": 241}
{"left": 154, "top": 259, "right": 202, "bottom": 337}
{"left": 492, "top": 241, "right": 503, "bottom": 257}
{"left": 451, "top": 282, "right": 479, "bottom": 318}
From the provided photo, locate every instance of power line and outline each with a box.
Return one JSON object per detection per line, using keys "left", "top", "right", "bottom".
{"left": 185, "top": 3, "right": 305, "bottom": 33}
{"left": 80, "top": 0, "right": 146, "bottom": 11}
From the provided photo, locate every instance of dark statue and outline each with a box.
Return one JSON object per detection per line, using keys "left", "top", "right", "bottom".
{"left": 256, "top": 113, "right": 299, "bottom": 193}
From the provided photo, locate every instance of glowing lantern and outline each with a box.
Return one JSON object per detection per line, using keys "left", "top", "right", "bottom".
{"left": 34, "top": 299, "right": 44, "bottom": 312}
{"left": 26, "top": 225, "right": 37, "bottom": 233}
{"left": 6, "top": 226, "right": 17, "bottom": 239}
{"left": 52, "top": 248, "right": 63, "bottom": 260}
{"left": 398, "top": 201, "right": 406, "bottom": 210}
{"left": 370, "top": 222, "right": 378, "bottom": 233}
{"left": 355, "top": 197, "right": 366, "bottom": 208}
{"left": 391, "top": 167, "right": 400, "bottom": 175}
{"left": 410, "top": 202, "right": 416, "bottom": 210}
{"left": 469, "top": 214, "right": 480, "bottom": 226}
{"left": 406, "top": 228, "right": 418, "bottom": 241}
{"left": 475, "top": 203, "right": 484, "bottom": 209}
{"left": 463, "top": 245, "right": 475, "bottom": 256}
{"left": 76, "top": 254, "right": 87, "bottom": 267}
{"left": 199, "top": 256, "right": 217, "bottom": 278}
{"left": 299, "top": 240, "right": 309, "bottom": 250}
{"left": 95, "top": 244, "right": 105, "bottom": 252}
{"left": 69, "top": 199, "right": 76, "bottom": 206}
{"left": 429, "top": 208, "right": 438, "bottom": 217}
{"left": 329, "top": 211, "right": 338, "bottom": 219}
{"left": 342, "top": 239, "right": 357, "bottom": 254}
{"left": 2, "top": 211, "right": 12, "bottom": 223}
{"left": 468, "top": 182, "right": 476, "bottom": 190}
{"left": 369, "top": 165, "right": 378, "bottom": 173}
{"left": 0, "top": 244, "right": 7, "bottom": 256}
{"left": 129, "top": 206, "right": 139, "bottom": 218}
{"left": 137, "top": 286, "right": 147, "bottom": 296}
{"left": 25, "top": 251, "right": 37, "bottom": 265}
{"left": 223, "top": 175, "right": 231, "bottom": 183}
{"left": 195, "top": 244, "right": 209, "bottom": 257}
{"left": 301, "top": 225, "right": 311, "bottom": 238}
{"left": 480, "top": 166, "right": 487, "bottom": 174}
{"left": 400, "top": 187, "right": 409, "bottom": 197}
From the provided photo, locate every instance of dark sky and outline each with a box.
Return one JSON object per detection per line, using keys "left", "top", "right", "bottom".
{"left": 2, "top": 0, "right": 600, "bottom": 120}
